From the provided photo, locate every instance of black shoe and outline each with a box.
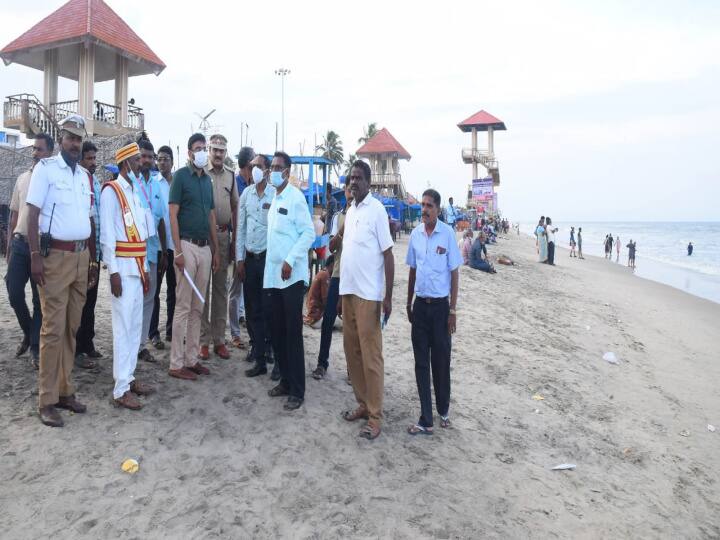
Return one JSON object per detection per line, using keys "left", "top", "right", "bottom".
{"left": 284, "top": 396, "right": 304, "bottom": 410}
{"left": 270, "top": 368, "right": 281, "bottom": 381}
{"left": 151, "top": 335, "right": 165, "bottom": 350}
{"left": 311, "top": 366, "right": 327, "bottom": 380}
{"left": 87, "top": 349, "right": 103, "bottom": 358}
{"left": 138, "top": 348, "right": 157, "bottom": 363}
{"left": 30, "top": 349, "right": 39, "bottom": 370}
{"left": 244, "top": 351, "right": 255, "bottom": 363}
{"left": 15, "top": 336, "right": 30, "bottom": 358}
{"left": 268, "top": 383, "right": 289, "bottom": 397}
{"left": 245, "top": 364, "right": 268, "bottom": 377}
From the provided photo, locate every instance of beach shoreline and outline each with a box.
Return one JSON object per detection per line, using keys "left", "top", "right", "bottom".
{"left": 1, "top": 231, "right": 719, "bottom": 538}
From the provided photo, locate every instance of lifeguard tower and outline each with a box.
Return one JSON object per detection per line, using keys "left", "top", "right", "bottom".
{"left": 458, "top": 110, "right": 506, "bottom": 214}
{"left": 356, "top": 128, "right": 411, "bottom": 198}
{"left": 1, "top": 0, "right": 165, "bottom": 140}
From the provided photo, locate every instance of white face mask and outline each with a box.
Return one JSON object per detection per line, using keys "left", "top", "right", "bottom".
{"left": 193, "top": 149, "right": 208, "bottom": 168}
{"left": 270, "top": 171, "right": 284, "bottom": 187}
{"left": 252, "top": 166, "right": 264, "bottom": 183}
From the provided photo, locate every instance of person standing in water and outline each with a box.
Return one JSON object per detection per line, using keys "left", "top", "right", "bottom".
{"left": 687, "top": 242, "right": 694, "bottom": 256}
{"left": 569, "top": 226, "right": 577, "bottom": 258}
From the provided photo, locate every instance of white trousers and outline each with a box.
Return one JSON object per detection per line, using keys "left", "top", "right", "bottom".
{"left": 112, "top": 275, "right": 143, "bottom": 399}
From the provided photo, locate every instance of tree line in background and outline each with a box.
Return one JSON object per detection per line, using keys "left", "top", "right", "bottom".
{"left": 315, "top": 122, "right": 378, "bottom": 181}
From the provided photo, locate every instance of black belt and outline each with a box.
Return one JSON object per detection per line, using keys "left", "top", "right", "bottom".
{"left": 415, "top": 296, "right": 448, "bottom": 304}
{"left": 245, "top": 250, "right": 266, "bottom": 260}
{"left": 12, "top": 232, "right": 27, "bottom": 242}
{"left": 181, "top": 237, "right": 209, "bottom": 247}
{"left": 51, "top": 239, "right": 88, "bottom": 252}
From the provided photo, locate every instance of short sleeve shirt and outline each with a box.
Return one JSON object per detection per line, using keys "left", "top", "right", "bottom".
{"left": 169, "top": 164, "right": 214, "bottom": 240}
{"left": 406, "top": 220, "right": 462, "bottom": 298}
{"left": 339, "top": 195, "right": 394, "bottom": 301}
{"left": 25, "top": 154, "right": 92, "bottom": 241}
{"left": 207, "top": 166, "right": 238, "bottom": 227}
{"left": 10, "top": 170, "right": 32, "bottom": 236}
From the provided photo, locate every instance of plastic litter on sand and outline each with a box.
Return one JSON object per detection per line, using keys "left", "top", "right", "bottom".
{"left": 708, "top": 425, "right": 716, "bottom": 433}
{"left": 121, "top": 458, "right": 139, "bottom": 474}
{"left": 602, "top": 352, "right": 619, "bottom": 364}
{"left": 551, "top": 463, "right": 576, "bottom": 471}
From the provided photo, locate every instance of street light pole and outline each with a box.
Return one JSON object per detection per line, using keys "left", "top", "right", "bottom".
{"left": 275, "top": 68, "right": 290, "bottom": 150}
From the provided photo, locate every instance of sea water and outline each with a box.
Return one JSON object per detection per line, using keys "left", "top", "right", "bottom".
{"left": 520, "top": 222, "right": 720, "bottom": 304}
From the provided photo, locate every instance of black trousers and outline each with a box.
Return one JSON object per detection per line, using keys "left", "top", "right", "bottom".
{"left": 269, "top": 281, "right": 305, "bottom": 399}
{"left": 5, "top": 236, "right": 41, "bottom": 354}
{"left": 547, "top": 241, "right": 555, "bottom": 265}
{"left": 317, "top": 276, "right": 340, "bottom": 369}
{"left": 244, "top": 254, "right": 272, "bottom": 366}
{"left": 411, "top": 298, "right": 451, "bottom": 428}
{"left": 75, "top": 267, "right": 99, "bottom": 355}
{"left": 149, "top": 249, "right": 177, "bottom": 340}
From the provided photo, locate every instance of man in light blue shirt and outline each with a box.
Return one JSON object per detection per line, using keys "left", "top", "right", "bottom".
{"left": 236, "top": 154, "right": 276, "bottom": 378}
{"left": 406, "top": 189, "right": 462, "bottom": 435}
{"left": 445, "top": 196, "right": 458, "bottom": 229}
{"left": 134, "top": 139, "right": 167, "bottom": 364}
{"left": 263, "top": 151, "right": 315, "bottom": 410}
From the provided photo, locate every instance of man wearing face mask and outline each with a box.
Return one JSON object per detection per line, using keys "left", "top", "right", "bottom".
{"left": 100, "top": 142, "right": 154, "bottom": 410}
{"left": 133, "top": 138, "right": 167, "bottom": 364}
{"left": 25, "top": 114, "right": 98, "bottom": 427}
{"left": 264, "top": 151, "right": 315, "bottom": 410}
{"left": 228, "top": 146, "right": 255, "bottom": 351}
{"left": 236, "top": 153, "right": 276, "bottom": 378}
{"left": 167, "top": 133, "right": 220, "bottom": 381}
{"left": 199, "top": 134, "right": 239, "bottom": 360}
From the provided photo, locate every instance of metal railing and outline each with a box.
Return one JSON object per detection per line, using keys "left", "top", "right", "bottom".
{"left": 5, "top": 93, "right": 60, "bottom": 140}
{"left": 461, "top": 148, "right": 498, "bottom": 170}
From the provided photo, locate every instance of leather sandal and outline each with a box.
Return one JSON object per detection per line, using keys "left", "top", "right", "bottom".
{"left": 359, "top": 423, "right": 381, "bottom": 440}
{"left": 342, "top": 407, "right": 368, "bottom": 422}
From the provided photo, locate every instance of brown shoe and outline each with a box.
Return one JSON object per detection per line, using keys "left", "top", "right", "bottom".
{"left": 114, "top": 391, "right": 142, "bottom": 410}
{"left": 130, "top": 380, "right": 156, "bottom": 396}
{"left": 198, "top": 345, "right": 209, "bottom": 360}
{"left": 231, "top": 336, "right": 246, "bottom": 349}
{"left": 56, "top": 395, "right": 87, "bottom": 413}
{"left": 187, "top": 362, "right": 210, "bottom": 376}
{"left": 38, "top": 405, "right": 64, "bottom": 427}
{"left": 214, "top": 343, "right": 231, "bottom": 359}
{"left": 168, "top": 368, "right": 198, "bottom": 381}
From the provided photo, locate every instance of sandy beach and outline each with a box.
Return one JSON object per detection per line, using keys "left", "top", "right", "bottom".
{"left": 1, "top": 231, "right": 719, "bottom": 539}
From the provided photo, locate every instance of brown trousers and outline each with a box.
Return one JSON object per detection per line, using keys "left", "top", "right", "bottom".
{"left": 342, "top": 294, "right": 384, "bottom": 426}
{"left": 200, "top": 231, "right": 231, "bottom": 346}
{"left": 37, "top": 248, "right": 89, "bottom": 407}
{"left": 170, "top": 240, "right": 211, "bottom": 370}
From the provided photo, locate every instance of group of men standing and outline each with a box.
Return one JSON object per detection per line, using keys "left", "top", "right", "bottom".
{"left": 6, "top": 114, "right": 462, "bottom": 440}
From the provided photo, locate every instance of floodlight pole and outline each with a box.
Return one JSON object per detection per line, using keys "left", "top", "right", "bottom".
{"left": 275, "top": 68, "right": 290, "bottom": 150}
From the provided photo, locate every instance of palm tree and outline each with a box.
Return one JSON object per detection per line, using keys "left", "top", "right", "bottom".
{"left": 357, "top": 122, "right": 378, "bottom": 144}
{"left": 343, "top": 154, "right": 357, "bottom": 175}
{"left": 315, "top": 130, "right": 344, "bottom": 179}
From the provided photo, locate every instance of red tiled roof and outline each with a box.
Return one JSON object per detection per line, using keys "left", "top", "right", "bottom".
{"left": 457, "top": 110, "right": 506, "bottom": 132}
{"left": 356, "top": 128, "right": 411, "bottom": 159}
{"left": 1, "top": 0, "right": 165, "bottom": 70}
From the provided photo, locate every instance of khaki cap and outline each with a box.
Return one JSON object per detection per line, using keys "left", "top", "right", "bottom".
{"left": 58, "top": 114, "right": 87, "bottom": 137}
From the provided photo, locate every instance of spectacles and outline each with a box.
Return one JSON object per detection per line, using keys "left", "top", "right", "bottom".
{"left": 348, "top": 175, "right": 363, "bottom": 181}
{"left": 270, "top": 165, "right": 287, "bottom": 172}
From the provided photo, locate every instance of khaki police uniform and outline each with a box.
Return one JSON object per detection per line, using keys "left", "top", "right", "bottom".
{"left": 25, "top": 153, "right": 93, "bottom": 407}
{"left": 200, "top": 163, "right": 239, "bottom": 346}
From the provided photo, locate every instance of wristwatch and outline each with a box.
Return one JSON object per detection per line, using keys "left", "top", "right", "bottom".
{"left": 449, "top": 309, "right": 457, "bottom": 315}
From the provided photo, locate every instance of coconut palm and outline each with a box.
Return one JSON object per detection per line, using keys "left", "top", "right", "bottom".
{"left": 357, "top": 122, "right": 378, "bottom": 144}
{"left": 315, "top": 130, "right": 344, "bottom": 178}
{"left": 343, "top": 154, "right": 358, "bottom": 175}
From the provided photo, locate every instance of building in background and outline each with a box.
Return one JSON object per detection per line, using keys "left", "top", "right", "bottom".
{"left": 356, "top": 128, "right": 411, "bottom": 198}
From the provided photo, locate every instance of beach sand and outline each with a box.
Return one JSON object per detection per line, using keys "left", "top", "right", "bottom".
{"left": 1, "top": 232, "right": 719, "bottom": 538}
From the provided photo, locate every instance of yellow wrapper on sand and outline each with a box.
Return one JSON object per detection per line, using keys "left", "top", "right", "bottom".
{"left": 532, "top": 394, "right": 545, "bottom": 401}
{"left": 121, "top": 458, "right": 139, "bottom": 474}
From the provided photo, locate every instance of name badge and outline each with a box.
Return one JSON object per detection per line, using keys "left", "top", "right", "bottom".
{"left": 436, "top": 246, "right": 447, "bottom": 255}
{"left": 278, "top": 207, "right": 288, "bottom": 215}
{"left": 123, "top": 209, "right": 134, "bottom": 227}
{"left": 262, "top": 203, "right": 271, "bottom": 210}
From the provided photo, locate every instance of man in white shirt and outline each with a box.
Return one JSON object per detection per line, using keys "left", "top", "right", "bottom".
{"left": 338, "top": 160, "right": 394, "bottom": 440}
{"left": 100, "top": 143, "right": 155, "bottom": 410}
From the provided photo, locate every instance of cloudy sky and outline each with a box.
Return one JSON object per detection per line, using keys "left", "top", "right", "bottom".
{"left": 2, "top": 0, "right": 719, "bottom": 221}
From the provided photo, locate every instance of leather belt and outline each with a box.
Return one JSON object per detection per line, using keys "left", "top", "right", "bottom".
{"left": 181, "top": 237, "right": 209, "bottom": 247}
{"left": 245, "top": 250, "right": 266, "bottom": 259}
{"left": 415, "top": 296, "right": 448, "bottom": 305}
{"left": 51, "top": 239, "right": 88, "bottom": 252}
{"left": 217, "top": 224, "right": 230, "bottom": 232}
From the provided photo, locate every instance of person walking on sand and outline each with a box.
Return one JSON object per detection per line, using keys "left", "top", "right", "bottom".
{"left": 545, "top": 217, "right": 557, "bottom": 265}
{"left": 687, "top": 242, "right": 693, "bottom": 256}
{"left": 536, "top": 217, "right": 547, "bottom": 263}
{"left": 167, "top": 133, "right": 220, "bottom": 381}
{"left": 338, "top": 160, "right": 395, "bottom": 440}
{"left": 406, "top": 189, "right": 461, "bottom": 436}
{"left": 569, "top": 226, "right": 577, "bottom": 258}
{"left": 101, "top": 142, "right": 155, "bottom": 410}
{"left": 616, "top": 236, "right": 621, "bottom": 262}
{"left": 577, "top": 227, "right": 584, "bottom": 259}
{"left": 627, "top": 240, "right": 637, "bottom": 269}
{"left": 263, "top": 151, "right": 315, "bottom": 411}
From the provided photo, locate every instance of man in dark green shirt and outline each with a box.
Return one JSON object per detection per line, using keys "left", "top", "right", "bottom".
{"left": 167, "top": 133, "right": 220, "bottom": 380}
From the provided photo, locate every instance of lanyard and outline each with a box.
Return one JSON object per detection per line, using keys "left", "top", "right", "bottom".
{"left": 138, "top": 176, "right": 153, "bottom": 211}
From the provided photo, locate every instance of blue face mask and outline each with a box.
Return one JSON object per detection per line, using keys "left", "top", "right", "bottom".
{"left": 270, "top": 171, "right": 285, "bottom": 187}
